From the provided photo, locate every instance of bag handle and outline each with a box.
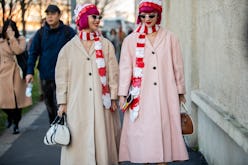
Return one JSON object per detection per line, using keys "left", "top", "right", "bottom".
{"left": 181, "top": 102, "right": 191, "bottom": 114}
{"left": 62, "top": 113, "right": 68, "bottom": 126}
{"left": 51, "top": 113, "right": 67, "bottom": 126}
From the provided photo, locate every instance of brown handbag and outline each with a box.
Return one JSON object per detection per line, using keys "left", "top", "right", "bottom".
{"left": 181, "top": 103, "right": 194, "bottom": 135}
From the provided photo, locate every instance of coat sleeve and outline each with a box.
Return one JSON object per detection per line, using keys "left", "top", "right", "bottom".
{"left": 171, "top": 34, "right": 186, "bottom": 94}
{"left": 106, "top": 40, "right": 119, "bottom": 100}
{"left": 9, "top": 36, "right": 26, "bottom": 55}
{"left": 55, "top": 46, "right": 69, "bottom": 104}
{"left": 118, "top": 36, "right": 133, "bottom": 96}
{"left": 27, "top": 31, "right": 41, "bottom": 75}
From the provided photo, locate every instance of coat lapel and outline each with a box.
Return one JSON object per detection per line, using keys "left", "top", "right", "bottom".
{"left": 152, "top": 28, "right": 166, "bottom": 50}
{"left": 74, "top": 36, "right": 91, "bottom": 57}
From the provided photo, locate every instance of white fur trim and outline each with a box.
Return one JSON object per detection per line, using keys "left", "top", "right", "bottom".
{"left": 100, "top": 76, "right": 107, "bottom": 85}
{"left": 139, "top": 0, "right": 162, "bottom": 6}
{"left": 102, "top": 93, "right": 111, "bottom": 109}
{"left": 130, "top": 87, "right": 140, "bottom": 96}
{"left": 95, "top": 58, "right": 105, "bottom": 68}
{"left": 130, "top": 110, "right": 138, "bottom": 122}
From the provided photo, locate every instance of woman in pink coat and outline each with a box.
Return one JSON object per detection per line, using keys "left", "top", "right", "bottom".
{"left": 0, "top": 20, "right": 32, "bottom": 134}
{"left": 118, "top": 0, "right": 189, "bottom": 164}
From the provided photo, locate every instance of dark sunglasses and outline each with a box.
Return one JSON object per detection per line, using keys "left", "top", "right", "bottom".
{"left": 91, "top": 15, "right": 102, "bottom": 20}
{"left": 139, "top": 14, "right": 157, "bottom": 19}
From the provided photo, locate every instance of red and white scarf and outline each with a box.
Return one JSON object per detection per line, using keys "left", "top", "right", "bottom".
{"left": 129, "top": 23, "right": 159, "bottom": 122}
{"left": 79, "top": 31, "right": 111, "bottom": 110}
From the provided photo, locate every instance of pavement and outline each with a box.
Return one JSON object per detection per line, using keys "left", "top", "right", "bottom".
{"left": 0, "top": 102, "right": 208, "bottom": 165}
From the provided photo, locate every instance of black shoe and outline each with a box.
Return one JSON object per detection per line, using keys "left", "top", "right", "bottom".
{"left": 5, "top": 120, "right": 12, "bottom": 128}
{"left": 39, "top": 94, "right": 44, "bottom": 101}
{"left": 13, "top": 125, "right": 20, "bottom": 134}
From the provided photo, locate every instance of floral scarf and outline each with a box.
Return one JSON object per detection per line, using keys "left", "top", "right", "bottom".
{"left": 129, "top": 23, "right": 159, "bottom": 121}
{"left": 79, "top": 31, "right": 111, "bottom": 110}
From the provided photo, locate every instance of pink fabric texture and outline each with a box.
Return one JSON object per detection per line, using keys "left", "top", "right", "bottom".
{"left": 118, "top": 27, "right": 189, "bottom": 163}
{"left": 77, "top": 7, "right": 99, "bottom": 30}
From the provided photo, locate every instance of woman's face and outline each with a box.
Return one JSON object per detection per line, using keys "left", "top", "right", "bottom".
{"left": 6, "top": 26, "right": 14, "bottom": 39}
{"left": 139, "top": 12, "right": 158, "bottom": 27}
{"left": 88, "top": 15, "right": 102, "bottom": 31}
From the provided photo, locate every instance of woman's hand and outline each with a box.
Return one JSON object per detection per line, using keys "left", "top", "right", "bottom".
{"left": 119, "top": 96, "right": 126, "bottom": 110}
{"left": 179, "top": 94, "right": 186, "bottom": 104}
{"left": 25, "top": 74, "right": 34, "bottom": 84}
{"left": 110, "top": 100, "right": 118, "bottom": 112}
{"left": 6, "top": 28, "right": 15, "bottom": 40}
{"left": 58, "top": 104, "right": 67, "bottom": 117}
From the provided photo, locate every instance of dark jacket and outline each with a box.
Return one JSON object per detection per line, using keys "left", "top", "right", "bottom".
{"left": 27, "top": 21, "right": 76, "bottom": 80}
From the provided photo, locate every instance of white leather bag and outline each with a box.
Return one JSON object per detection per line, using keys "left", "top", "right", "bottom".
{"left": 44, "top": 114, "right": 70, "bottom": 146}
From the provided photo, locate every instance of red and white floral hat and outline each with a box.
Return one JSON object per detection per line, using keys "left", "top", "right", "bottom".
{"left": 139, "top": 0, "right": 162, "bottom": 13}
{"left": 74, "top": 3, "right": 99, "bottom": 30}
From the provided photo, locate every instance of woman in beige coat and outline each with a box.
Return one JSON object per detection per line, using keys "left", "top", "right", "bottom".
{"left": 56, "top": 3, "right": 120, "bottom": 165}
{"left": 0, "top": 20, "right": 32, "bottom": 134}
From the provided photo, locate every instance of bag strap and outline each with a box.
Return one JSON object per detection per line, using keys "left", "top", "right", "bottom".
{"left": 62, "top": 113, "right": 68, "bottom": 126}
{"left": 181, "top": 102, "right": 191, "bottom": 114}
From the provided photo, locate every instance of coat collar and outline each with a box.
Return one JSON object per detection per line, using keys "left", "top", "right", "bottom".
{"left": 73, "top": 35, "right": 96, "bottom": 57}
{"left": 146, "top": 27, "right": 167, "bottom": 50}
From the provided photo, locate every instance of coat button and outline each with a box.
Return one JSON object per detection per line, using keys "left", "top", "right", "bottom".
{"left": 89, "top": 88, "right": 92, "bottom": 91}
{"left": 153, "top": 66, "right": 156, "bottom": 70}
{"left": 154, "top": 82, "right": 157, "bottom": 86}
{"left": 152, "top": 51, "right": 155, "bottom": 54}
{"left": 87, "top": 58, "right": 90, "bottom": 60}
{"left": 89, "top": 72, "right": 92, "bottom": 76}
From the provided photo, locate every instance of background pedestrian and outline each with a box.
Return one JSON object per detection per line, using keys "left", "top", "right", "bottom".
{"left": 0, "top": 19, "right": 32, "bottom": 134}
{"left": 26, "top": 4, "right": 76, "bottom": 124}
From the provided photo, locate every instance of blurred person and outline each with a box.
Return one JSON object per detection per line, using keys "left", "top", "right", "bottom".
{"left": 27, "top": 18, "right": 46, "bottom": 102}
{"left": 117, "top": 25, "right": 126, "bottom": 44}
{"left": 109, "top": 28, "right": 121, "bottom": 63}
{"left": 118, "top": 0, "right": 189, "bottom": 164}
{"left": 56, "top": 3, "right": 120, "bottom": 165}
{"left": 26, "top": 4, "right": 76, "bottom": 124}
{"left": 0, "top": 19, "right": 32, "bottom": 134}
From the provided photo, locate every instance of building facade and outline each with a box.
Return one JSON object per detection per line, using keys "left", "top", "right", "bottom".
{"left": 135, "top": 0, "right": 248, "bottom": 164}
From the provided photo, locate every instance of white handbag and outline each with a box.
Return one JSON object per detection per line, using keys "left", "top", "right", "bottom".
{"left": 44, "top": 114, "right": 70, "bottom": 146}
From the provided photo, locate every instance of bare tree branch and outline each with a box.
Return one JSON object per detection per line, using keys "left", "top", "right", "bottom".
{"left": 1, "top": 0, "right": 6, "bottom": 23}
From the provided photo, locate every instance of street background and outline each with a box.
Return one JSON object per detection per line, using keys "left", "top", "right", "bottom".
{"left": 0, "top": 102, "right": 207, "bottom": 165}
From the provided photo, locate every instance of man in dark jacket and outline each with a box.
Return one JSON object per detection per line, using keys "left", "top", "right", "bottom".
{"left": 26, "top": 4, "right": 76, "bottom": 123}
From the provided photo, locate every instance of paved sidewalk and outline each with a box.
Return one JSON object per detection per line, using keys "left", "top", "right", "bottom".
{"left": 0, "top": 102, "right": 208, "bottom": 165}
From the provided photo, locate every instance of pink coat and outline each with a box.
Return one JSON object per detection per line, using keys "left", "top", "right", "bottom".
{"left": 118, "top": 27, "right": 189, "bottom": 163}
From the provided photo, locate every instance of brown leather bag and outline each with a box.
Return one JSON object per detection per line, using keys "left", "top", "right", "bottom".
{"left": 181, "top": 103, "right": 194, "bottom": 135}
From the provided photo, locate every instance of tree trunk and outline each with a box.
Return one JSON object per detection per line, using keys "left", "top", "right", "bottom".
{"left": 1, "top": 0, "right": 6, "bottom": 23}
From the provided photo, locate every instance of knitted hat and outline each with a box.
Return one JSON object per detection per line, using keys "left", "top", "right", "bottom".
{"left": 74, "top": 3, "right": 100, "bottom": 30}
{"left": 137, "top": 0, "right": 163, "bottom": 24}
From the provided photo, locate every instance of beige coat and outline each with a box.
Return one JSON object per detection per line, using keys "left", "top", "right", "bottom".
{"left": 0, "top": 37, "right": 32, "bottom": 109}
{"left": 118, "top": 28, "right": 189, "bottom": 163}
{"left": 55, "top": 36, "right": 120, "bottom": 165}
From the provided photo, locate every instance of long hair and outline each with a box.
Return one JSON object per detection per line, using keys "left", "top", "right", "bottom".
{"left": 2, "top": 19, "right": 20, "bottom": 39}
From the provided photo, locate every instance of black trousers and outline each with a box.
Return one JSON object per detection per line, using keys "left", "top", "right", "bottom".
{"left": 40, "top": 80, "right": 58, "bottom": 124}
{"left": 2, "top": 108, "right": 22, "bottom": 126}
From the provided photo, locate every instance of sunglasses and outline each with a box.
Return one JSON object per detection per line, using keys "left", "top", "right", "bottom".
{"left": 139, "top": 14, "right": 157, "bottom": 19}
{"left": 91, "top": 15, "right": 102, "bottom": 20}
